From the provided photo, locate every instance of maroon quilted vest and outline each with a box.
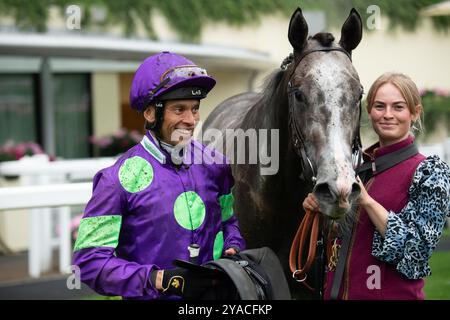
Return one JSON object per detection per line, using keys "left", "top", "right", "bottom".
{"left": 324, "top": 135, "right": 426, "bottom": 300}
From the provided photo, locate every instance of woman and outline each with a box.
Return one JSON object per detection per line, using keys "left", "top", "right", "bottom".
{"left": 303, "top": 72, "right": 450, "bottom": 299}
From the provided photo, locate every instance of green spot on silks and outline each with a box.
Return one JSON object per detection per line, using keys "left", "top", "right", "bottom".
{"left": 219, "top": 193, "right": 234, "bottom": 221}
{"left": 173, "top": 191, "right": 205, "bottom": 230}
{"left": 118, "top": 156, "right": 153, "bottom": 193}
{"left": 74, "top": 215, "right": 122, "bottom": 251}
{"left": 213, "top": 231, "right": 224, "bottom": 260}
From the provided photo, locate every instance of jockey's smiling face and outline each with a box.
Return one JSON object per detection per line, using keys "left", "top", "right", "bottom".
{"left": 144, "top": 99, "right": 200, "bottom": 146}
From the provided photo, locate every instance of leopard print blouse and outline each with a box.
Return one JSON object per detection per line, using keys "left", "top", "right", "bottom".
{"left": 372, "top": 155, "right": 450, "bottom": 279}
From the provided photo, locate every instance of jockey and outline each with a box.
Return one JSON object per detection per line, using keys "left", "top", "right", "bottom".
{"left": 73, "top": 52, "right": 245, "bottom": 300}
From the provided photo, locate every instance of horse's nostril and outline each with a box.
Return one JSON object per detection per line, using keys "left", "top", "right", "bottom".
{"left": 314, "top": 183, "right": 337, "bottom": 202}
{"left": 350, "top": 182, "right": 361, "bottom": 198}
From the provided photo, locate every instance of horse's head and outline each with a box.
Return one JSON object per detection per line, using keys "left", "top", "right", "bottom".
{"left": 287, "top": 8, "right": 363, "bottom": 220}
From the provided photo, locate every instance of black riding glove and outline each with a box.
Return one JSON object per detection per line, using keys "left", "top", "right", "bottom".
{"left": 150, "top": 267, "right": 223, "bottom": 299}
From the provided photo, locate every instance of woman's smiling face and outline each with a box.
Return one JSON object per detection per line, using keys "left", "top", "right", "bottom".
{"left": 369, "top": 82, "right": 419, "bottom": 147}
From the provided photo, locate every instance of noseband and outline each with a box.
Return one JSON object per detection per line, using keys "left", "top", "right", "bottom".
{"left": 286, "top": 47, "right": 363, "bottom": 187}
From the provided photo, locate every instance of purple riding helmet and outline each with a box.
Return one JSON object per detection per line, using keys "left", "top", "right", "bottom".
{"left": 129, "top": 51, "right": 216, "bottom": 130}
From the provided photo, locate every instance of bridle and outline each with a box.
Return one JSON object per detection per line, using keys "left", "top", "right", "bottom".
{"left": 286, "top": 46, "right": 363, "bottom": 299}
{"left": 286, "top": 46, "right": 363, "bottom": 187}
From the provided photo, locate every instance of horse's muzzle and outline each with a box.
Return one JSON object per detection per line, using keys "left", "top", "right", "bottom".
{"left": 313, "top": 181, "right": 360, "bottom": 219}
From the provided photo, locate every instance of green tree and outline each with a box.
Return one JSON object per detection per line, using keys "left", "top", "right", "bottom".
{"left": 0, "top": 0, "right": 449, "bottom": 42}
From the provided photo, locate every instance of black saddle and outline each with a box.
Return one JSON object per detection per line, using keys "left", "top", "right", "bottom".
{"left": 174, "top": 247, "right": 291, "bottom": 300}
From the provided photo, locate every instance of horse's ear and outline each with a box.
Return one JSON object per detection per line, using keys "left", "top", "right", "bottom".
{"left": 339, "top": 8, "right": 363, "bottom": 53}
{"left": 288, "top": 7, "right": 309, "bottom": 53}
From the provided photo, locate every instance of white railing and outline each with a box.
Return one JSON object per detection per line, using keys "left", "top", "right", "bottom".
{"left": 0, "top": 155, "right": 116, "bottom": 278}
{"left": 0, "top": 155, "right": 115, "bottom": 181}
{"left": 0, "top": 183, "right": 92, "bottom": 278}
{"left": 0, "top": 183, "right": 92, "bottom": 210}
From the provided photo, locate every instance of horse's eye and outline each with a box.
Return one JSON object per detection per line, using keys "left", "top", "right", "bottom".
{"left": 294, "top": 90, "right": 306, "bottom": 103}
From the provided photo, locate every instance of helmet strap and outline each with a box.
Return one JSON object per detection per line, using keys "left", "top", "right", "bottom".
{"left": 146, "top": 101, "right": 164, "bottom": 134}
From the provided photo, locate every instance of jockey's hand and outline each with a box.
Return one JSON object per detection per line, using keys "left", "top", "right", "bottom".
{"left": 302, "top": 193, "right": 320, "bottom": 212}
{"left": 224, "top": 247, "right": 238, "bottom": 256}
{"left": 150, "top": 267, "right": 222, "bottom": 299}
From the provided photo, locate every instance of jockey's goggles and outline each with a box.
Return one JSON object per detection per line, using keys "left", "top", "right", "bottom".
{"left": 147, "top": 65, "right": 210, "bottom": 103}
{"left": 160, "top": 65, "right": 208, "bottom": 83}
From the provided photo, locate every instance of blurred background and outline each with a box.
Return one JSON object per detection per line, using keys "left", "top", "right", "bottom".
{"left": 0, "top": 0, "right": 449, "bottom": 300}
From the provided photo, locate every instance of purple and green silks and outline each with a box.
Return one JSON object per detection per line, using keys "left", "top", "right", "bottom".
{"left": 73, "top": 131, "right": 245, "bottom": 299}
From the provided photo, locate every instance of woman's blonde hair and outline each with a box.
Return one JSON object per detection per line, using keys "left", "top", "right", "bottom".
{"left": 366, "top": 72, "right": 423, "bottom": 132}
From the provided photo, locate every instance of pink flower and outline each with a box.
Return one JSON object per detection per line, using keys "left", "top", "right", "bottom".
{"left": 14, "top": 144, "right": 26, "bottom": 159}
{"left": 25, "top": 142, "right": 44, "bottom": 155}
{"left": 70, "top": 214, "right": 83, "bottom": 238}
{"left": 2, "top": 140, "right": 15, "bottom": 152}
{"left": 130, "top": 130, "right": 143, "bottom": 142}
{"left": 89, "top": 129, "right": 143, "bottom": 156}
{"left": 98, "top": 137, "right": 113, "bottom": 148}
{"left": 88, "top": 136, "right": 98, "bottom": 144}
{"left": 420, "top": 87, "right": 450, "bottom": 97}
{"left": 434, "top": 88, "right": 450, "bottom": 97}
{"left": 113, "top": 128, "right": 127, "bottom": 139}
{"left": 0, "top": 140, "right": 46, "bottom": 161}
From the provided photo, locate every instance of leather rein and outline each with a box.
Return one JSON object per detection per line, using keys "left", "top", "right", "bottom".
{"left": 289, "top": 209, "right": 323, "bottom": 291}
{"left": 286, "top": 46, "right": 363, "bottom": 294}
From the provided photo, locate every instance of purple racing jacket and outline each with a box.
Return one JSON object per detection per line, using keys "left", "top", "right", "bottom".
{"left": 73, "top": 131, "right": 245, "bottom": 299}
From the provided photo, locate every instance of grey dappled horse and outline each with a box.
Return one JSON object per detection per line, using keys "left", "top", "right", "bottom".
{"left": 202, "top": 8, "right": 363, "bottom": 298}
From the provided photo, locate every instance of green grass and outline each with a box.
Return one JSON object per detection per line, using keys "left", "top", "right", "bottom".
{"left": 442, "top": 227, "right": 450, "bottom": 238}
{"left": 424, "top": 250, "right": 450, "bottom": 300}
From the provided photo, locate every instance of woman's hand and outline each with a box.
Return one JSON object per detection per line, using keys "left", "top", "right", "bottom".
{"left": 302, "top": 193, "right": 320, "bottom": 212}
{"left": 356, "top": 176, "right": 374, "bottom": 207}
{"left": 355, "top": 176, "right": 388, "bottom": 237}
